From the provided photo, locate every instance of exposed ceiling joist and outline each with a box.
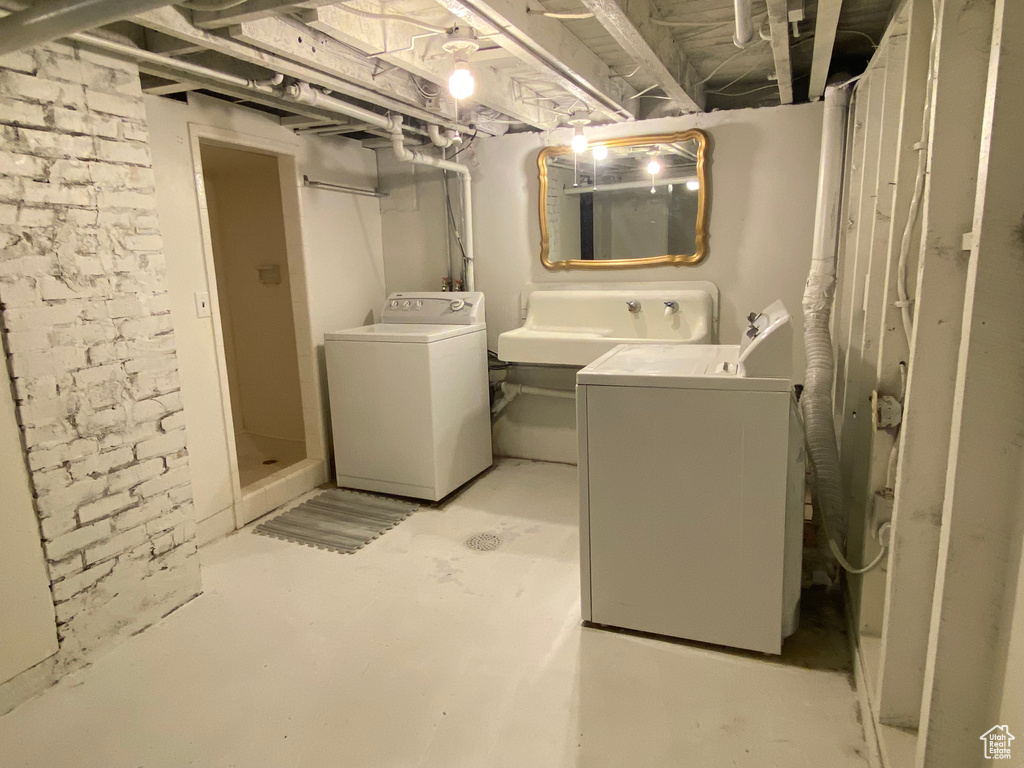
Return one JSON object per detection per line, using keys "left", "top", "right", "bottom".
{"left": 190, "top": 0, "right": 331, "bottom": 29}
{"left": 765, "top": 0, "right": 793, "bottom": 104}
{"left": 132, "top": 6, "right": 480, "bottom": 133}
{"left": 577, "top": 0, "right": 704, "bottom": 113}
{"left": 808, "top": 0, "right": 841, "bottom": 100}
{"left": 430, "top": 0, "right": 636, "bottom": 122}
{"left": 142, "top": 79, "right": 201, "bottom": 95}
{"left": 300, "top": 7, "right": 551, "bottom": 128}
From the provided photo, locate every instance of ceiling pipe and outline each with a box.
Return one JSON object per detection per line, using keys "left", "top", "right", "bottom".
{"left": 426, "top": 124, "right": 462, "bottom": 148}
{"left": 0, "top": 0, "right": 173, "bottom": 56}
{"left": 66, "top": 33, "right": 476, "bottom": 291}
{"left": 390, "top": 116, "right": 475, "bottom": 291}
{"left": 732, "top": 0, "right": 755, "bottom": 48}
{"left": 70, "top": 31, "right": 276, "bottom": 91}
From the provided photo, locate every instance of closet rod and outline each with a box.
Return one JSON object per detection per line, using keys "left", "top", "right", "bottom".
{"left": 302, "top": 175, "right": 388, "bottom": 198}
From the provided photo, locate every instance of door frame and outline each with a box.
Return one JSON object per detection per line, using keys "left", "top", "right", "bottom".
{"left": 187, "top": 124, "right": 326, "bottom": 529}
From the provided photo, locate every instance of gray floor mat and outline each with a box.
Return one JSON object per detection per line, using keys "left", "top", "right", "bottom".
{"left": 253, "top": 488, "right": 419, "bottom": 554}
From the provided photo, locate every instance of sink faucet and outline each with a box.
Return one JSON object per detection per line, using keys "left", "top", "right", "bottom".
{"left": 626, "top": 300, "right": 642, "bottom": 314}
{"left": 664, "top": 300, "right": 679, "bottom": 318}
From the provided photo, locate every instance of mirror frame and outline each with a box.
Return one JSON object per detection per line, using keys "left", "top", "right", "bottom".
{"left": 538, "top": 129, "right": 710, "bottom": 270}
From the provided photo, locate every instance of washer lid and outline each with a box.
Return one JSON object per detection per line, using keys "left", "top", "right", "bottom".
{"left": 577, "top": 343, "right": 792, "bottom": 391}
{"left": 325, "top": 323, "right": 485, "bottom": 343}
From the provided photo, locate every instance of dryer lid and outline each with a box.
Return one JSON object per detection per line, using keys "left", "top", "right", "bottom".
{"left": 577, "top": 343, "right": 791, "bottom": 391}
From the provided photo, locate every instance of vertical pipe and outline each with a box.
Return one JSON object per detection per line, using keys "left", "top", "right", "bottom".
{"left": 462, "top": 171, "right": 474, "bottom": 291}
{"left": 390, "top": 116, "right": 475, "bottom": 291}
{"left": 733, "top": 0, "right": 754, "bottom": 47}
{"left": 803, "top": 83, "right": 853, "bottom": 551}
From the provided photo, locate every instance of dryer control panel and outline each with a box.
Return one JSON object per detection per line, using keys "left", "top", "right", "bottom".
{"left": 382, "top": 292, "right": 485, "bottom": 325}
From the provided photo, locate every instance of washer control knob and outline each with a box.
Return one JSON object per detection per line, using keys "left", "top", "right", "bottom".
{"left": 403, "top": 300, "right": 412, "bottom": 308}
{"left": 415, "top": 300, "right": 423, "bottom": 308}
{"left": 450, "top": 299, "right": 466, "bottom": 311}
{"left": 390, "top": 300, "right": 399, "bottom": 308}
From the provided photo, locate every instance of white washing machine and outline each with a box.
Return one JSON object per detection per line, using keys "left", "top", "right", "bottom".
{"left": 325, "top": 292, "right": 492, "bottom": 501}
{"left": 576, "top": 301, "right": 804, "bottom": 654}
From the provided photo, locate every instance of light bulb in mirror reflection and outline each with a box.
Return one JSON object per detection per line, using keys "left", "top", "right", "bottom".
{"left": 448, "top": 66, "right": 475, "bottom": 100}
{"left": 571, "top": 128, "right": 588, "bottom": 154}
{"left": 647, "top": 159, "right": 662, "bottom": 175}
{"left": 686, "top": 179, "right": 700, "bottom": 191}
{"left": 592, "top": 144, "right": 608, "bottom": 160}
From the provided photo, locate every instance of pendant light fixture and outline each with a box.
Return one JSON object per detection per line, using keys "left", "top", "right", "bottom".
{"left": 443, "top": 28, "right": 480, "bottom": 101}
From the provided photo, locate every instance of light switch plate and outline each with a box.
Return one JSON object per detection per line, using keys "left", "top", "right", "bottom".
{"left": 195, "top": 291, "right": 211, "bottom": 318}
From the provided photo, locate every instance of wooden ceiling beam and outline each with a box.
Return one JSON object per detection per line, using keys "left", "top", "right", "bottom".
{"left": 765, "top": 0, "right": 793, "bottom": 104}
{"left": 808, "top": 0, "right": 842, "bottom": 100}
{"left": 578, "top": 0, "right": 704, "bottom": 112}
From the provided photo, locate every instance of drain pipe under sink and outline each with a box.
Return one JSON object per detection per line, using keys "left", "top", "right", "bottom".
{"left": 491, "top": 382, "right": 574, "bottom": 417}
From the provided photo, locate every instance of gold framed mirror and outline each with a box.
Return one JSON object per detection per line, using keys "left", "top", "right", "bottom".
{"left": 538, "top": 129, "right": 709, "bottom": 270}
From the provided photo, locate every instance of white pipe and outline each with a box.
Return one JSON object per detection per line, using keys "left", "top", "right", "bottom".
{"left": 70, "top": 31, "right": 277, "bottom": 92}
{"left": 68, "top": 33, "right": 473, "bottom": 293}
{"left": 427, "top": 124, "right": 460, "bottom": 149}
{"left": 0, "top": 0, "right": 173, "bottom": 56}
{"left": 284, "top": 81, "right": 398, "bottom": 133}
{"left": 491, "top": 381, "right": 574, "bottom": 416}
{"left": 390, "top": 116, "right": 476, "bottom": 291}
{"left": 732, "top": 0, "right": 754, "bottom": 48}
{"left": 802, "top": 82, "right": 852, "bottom": 555}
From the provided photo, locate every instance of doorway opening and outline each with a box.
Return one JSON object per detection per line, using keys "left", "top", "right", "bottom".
{"left": 199, "top": 143, "right": 307, "bottom": 489}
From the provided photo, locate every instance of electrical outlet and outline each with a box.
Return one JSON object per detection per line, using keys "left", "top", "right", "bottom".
{"left": 195, "top": 291, "right": 211, "bottom": 318}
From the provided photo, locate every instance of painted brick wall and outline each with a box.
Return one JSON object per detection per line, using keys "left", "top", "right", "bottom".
{"left": 0, "top": 42, "right": 201, "bottom": 701}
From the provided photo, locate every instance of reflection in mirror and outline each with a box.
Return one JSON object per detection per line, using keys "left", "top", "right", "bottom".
{"left": 539, "top": 130, "right": 708, "bottom": 269}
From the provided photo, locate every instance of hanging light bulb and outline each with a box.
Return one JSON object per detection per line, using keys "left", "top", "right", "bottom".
{"left": 566, "top": 109, "right": 591, "bottom": 154}
{"left": 648, "top": 158, "right": 661, "bottom": 194}
{"left": 592, "top": 144, "right": 608, "bottom": 161}
{"left": 571, "top": 126, "right": 588, "bottom": 154}
{"left": 442, "top": 29, "right": 480, "bottom": 100}
{"left": 448, "top": 53, "right": 475, "bottom": 100}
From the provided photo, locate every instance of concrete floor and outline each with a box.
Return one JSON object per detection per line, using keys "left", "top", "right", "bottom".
{"left": 0, "top": 459, "right": 867, "bottom": 768}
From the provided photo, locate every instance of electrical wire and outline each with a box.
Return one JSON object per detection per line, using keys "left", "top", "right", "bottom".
{"left": 650, "top": 18, "right": 738, "bottom": 28}
{"left": 695, "top": 39, "right": 768, "bottom": 85}
{"left": 442, "top": 167, "right": 469, "bottom": 284}
{"left": 707, "top": 73, "right": 808, "bottom": 97}
{"left": 178, "top": 0, "right": 249, "bottom": 10}
{"left": 810, "top": 452, "right": 890, "bottom": 574}
{"left": 705, "top": 53, "right": 772, "bottom": 93}
{"left": 335, "top": 1, "right": 449, "bottom": 34}
{"left": 449, "top": 128, "right": 478, "bottom": 159}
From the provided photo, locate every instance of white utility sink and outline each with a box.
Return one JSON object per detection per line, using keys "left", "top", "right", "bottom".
{"left": 498, "top": 282, "right": 718, "bottom": 366}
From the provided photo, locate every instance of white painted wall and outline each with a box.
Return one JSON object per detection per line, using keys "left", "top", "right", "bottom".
{"left": 147, "top": 94, "right": 385, "bottom": 533}
{"left": 470, "top": 104, "right": 824, "bottom": 364}
{"left": 0, "top": 376, "right": 57, "bottom": 685}
{"left": 378, "top": 105, "right": 823, "bottom": 462}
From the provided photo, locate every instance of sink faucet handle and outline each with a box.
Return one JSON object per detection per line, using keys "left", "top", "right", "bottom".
{"left": 664, "top": 300, "right": 679, "bottom": 312}
{"left": 626, "top": 300, "right": 641, "bottom": 314}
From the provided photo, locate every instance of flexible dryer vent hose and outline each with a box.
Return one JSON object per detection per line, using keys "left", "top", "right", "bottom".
{"left": 802, "top": 83, "right": 852, "bottom": 553}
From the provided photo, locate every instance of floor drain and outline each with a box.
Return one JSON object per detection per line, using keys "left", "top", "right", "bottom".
{"left": 262, "top": 458, "right": 278, "bottom": 465}
{"left": 466, "top": 533, "right": 501, "bottom": 552}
